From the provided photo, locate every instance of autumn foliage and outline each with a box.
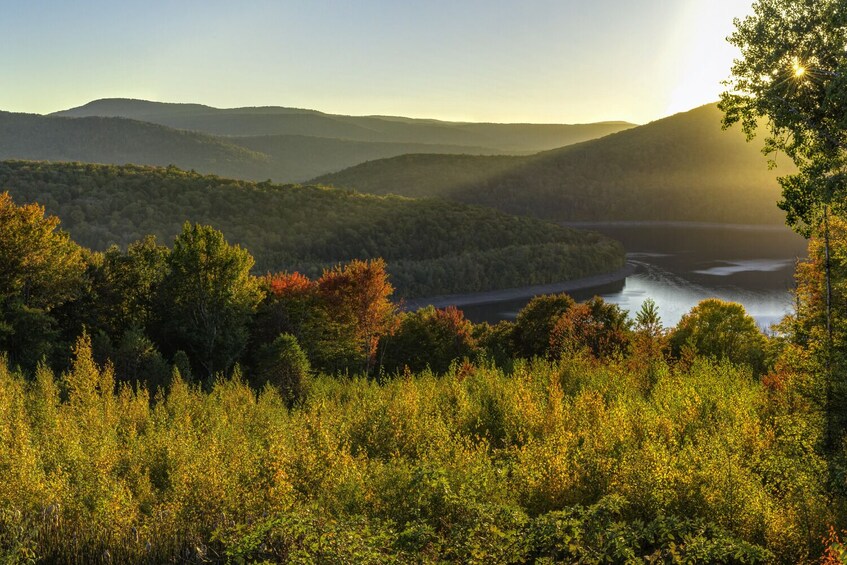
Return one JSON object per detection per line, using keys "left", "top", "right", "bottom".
{"left": 3, "top": 192, "right": 847, "bottom": 562}
{"left": 549, "top": 296, "right": 631, "bottom": 360}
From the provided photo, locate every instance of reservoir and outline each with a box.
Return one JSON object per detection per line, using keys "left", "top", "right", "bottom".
{"left": 459, "top": 223, "right": 809, "bottom": 329}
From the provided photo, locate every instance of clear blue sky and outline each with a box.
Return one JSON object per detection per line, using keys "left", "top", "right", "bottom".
{"left": 1, "top": 0, "right": 754, "bottom": 124}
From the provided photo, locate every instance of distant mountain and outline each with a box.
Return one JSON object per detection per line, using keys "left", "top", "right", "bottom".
{"left": 53, "top": 98, "right": 637, "bottom": 153}
{"left": 314, "top": 104, "right": 791, "bottom": 224}
{"left": 0, "top": 161, "right": 625, "bottom": 298}
{"left": 0, "top": 111, "right": 271, "bottom": 180}
{"left": 227, "top": 135, "right": 502, "bottom": 182}
{"left": 0, "top": 100, "right": 634, "bottom": 183}
{"left": 0, "top": 109, "right": 516, "bottom": 182}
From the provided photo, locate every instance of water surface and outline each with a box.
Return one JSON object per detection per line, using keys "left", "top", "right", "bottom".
{"left": 460, "top": 223, "right": 808, "bottom": 329}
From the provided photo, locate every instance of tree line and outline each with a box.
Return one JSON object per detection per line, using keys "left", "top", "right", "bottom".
{"left": 0, "top": 160, "right": 624, "bottom": 298}
{"left": 1, "top": 189, "right": 782, "bottom": 396}
{"left": 0, "top": 217, "right": 843, "bottom": 560}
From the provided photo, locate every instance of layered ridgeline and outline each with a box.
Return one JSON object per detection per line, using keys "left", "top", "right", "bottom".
{"left": 0, "top": 110, "right": 495, "bottom": 182}
{"left": 54, "top": 98, "right": 636, "bottom": 153}
{"left": 0, "top": 101, "right": 634, "bottom": 182}
{"left": 0, "top": 110, "right": 271, "bottom": 180}
{"left": 0, "top": 161, "right": 624, "bottom": 297}
{"left": 315, "top": 104, "right": 789, "bottom": 224}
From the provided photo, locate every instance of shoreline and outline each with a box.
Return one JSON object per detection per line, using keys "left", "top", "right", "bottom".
{"left": 561, "top": 220, "right": 790, "bottom": 232}
{"left": 400, "top": 263, "right": 636, "bottom": 311}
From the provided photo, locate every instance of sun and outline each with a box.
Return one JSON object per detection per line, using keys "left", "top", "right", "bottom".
{"left": 792, "top": 58, "right": 806, "bottom": 78}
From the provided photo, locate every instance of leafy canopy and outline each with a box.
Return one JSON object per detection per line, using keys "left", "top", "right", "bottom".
{"left": 720, "top": 0, "right": 847, "bottom": 233}
{"left": 0, "top": 192, "right": 84, "bottom": 309}
{"left": 669, "top": 299, "right": 767, "bottom": 375}
{"left": 158, "top": 222, "right": 263, "bottom": 378}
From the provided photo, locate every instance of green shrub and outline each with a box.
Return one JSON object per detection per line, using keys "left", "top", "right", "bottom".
{"left": 254, "top": 333, "right": 310, "bottom": 405}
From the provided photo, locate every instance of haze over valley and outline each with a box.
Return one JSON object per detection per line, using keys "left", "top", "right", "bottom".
{"left": 0, "top": 99, "right": 635, "bottom": 182}
{"left": 3, "top": 98, "right": 786, "bottom": 225}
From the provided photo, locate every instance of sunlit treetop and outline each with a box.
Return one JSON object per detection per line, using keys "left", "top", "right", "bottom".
{"left": 721, "top": 0, "right": 847, "bottom": 149}
{"left": 720, "top": 0, "right": 847, "bottom": 233}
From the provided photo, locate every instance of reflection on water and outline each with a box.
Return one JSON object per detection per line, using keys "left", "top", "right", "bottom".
{"left": 693, "top": 259, "right": 794, "bottom": 276}
{"left": 461, "top": 224, "right": 809, "bottom": 329}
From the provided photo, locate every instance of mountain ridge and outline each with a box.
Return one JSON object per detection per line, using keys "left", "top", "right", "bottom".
{"left": 52, "top": 98, "right": 637, "bottom": 152}
{"left": 314, "top": 104, "right": 789, "bottom": 225}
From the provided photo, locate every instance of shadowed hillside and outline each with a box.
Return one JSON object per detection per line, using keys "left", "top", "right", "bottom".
{"left": 228, "top": 135, "right": 502, "bottom": 181}
{"left": 0, "top": 160, "right": 624, "bottom": 297}
{"left": 0, "top": 110, "right": 510, "bottom": 182}
{"left": 3, "top": 101, "right": 634, "bottom": 182}
{"left": 0, "top": 111, "right": 270, "bottom": 179}
{"left": 315, "top": 104, "right": 790, "bottom": 224}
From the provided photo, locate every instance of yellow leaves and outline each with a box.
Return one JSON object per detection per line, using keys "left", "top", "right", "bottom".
{"left": 0, "top": 346, "right": 830, "bottom": 561}
{"left": 0, "top": 191, "right": 85, "bottom": 309}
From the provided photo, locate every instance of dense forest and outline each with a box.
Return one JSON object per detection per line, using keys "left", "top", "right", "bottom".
{"left": 315, "top": 104, "right": 789, "bottom": 224}
{"left": 1, "top": 183, "right": 846, "bottom": 561}
{"left": 0, "top": 161, "right": 624, "bottom": 298}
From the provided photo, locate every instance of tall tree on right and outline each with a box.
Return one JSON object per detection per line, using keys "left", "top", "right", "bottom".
{"left": 721, "top": 0, "right": 847, "bottom": 232}
{"left": 720, "top": 0, "right": 847, "bottom": 447}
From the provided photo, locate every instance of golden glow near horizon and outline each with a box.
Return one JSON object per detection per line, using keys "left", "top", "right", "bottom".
{"left": 0, "top": 0, "right": 760, "bottom": 125}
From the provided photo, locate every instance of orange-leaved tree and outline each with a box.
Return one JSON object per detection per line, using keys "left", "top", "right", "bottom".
{"left": 549, "top": 296, "right": 631, "bottom": 360}
{"left": 316, "top": 258, "right": 397, "bottom": 374}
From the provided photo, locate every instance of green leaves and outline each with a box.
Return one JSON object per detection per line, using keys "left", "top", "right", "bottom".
{"left": 721, "top": 0, "right": 847, "bottom": 230}
{"left": 0, "top": 193, "right": 86, "bottom": 370}
{"left": 157, "top": 222, "right": 263, "bottom": 379}
{"left": 669, "top": 299, "right": 767, "bottom": 375}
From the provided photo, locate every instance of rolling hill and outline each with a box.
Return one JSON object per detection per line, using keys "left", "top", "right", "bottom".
{"left": 314, "top": 104, "right": 791, "bottom": 224}
{"left": 0, "top": 110, "right": 271, "bottom": 180}
{"left": 225, "top": 135, "right": 502, "bottom": 181}
{"left": 53, "top": 98, "right": 637, "bottom": 153}
{"left": 0, "top": 110, "right": 508, "bottom": 182}
{"left": 0, "top": 160, "right": 624, "bottom": 298}
{"left": 3, "top": 100, "right": 634, "bottom": 182}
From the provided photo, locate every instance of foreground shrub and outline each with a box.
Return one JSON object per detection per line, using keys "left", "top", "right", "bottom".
{"left": 253, "top": 333, "right": 310, "bottom": 405}
{"left": 0, "top": 336, "right": 835, "bottom": 562}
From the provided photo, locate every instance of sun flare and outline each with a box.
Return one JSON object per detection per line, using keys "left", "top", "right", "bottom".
{"left": 792, "top": 58, "right": 806, "bottom": 78}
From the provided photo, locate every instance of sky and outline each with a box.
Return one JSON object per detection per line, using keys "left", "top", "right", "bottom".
{"left": 0, "top": 0, "right": 754, "bottom": 124}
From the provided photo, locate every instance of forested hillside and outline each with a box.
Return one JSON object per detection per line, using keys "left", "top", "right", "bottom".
{"left": 227, "top": 134, "right": 501, "bottom": 181}
{"left": 0, "top": 111, "right": 506, "bottom": 182}
{"left": 0, "top": 161, "right": 624, "bottom": 298}
{"left": 316, "top": 104, "right": 789, "bottom": 224}
{"left": 0, "top": 111, "right": 270, "bottom": 179}
{"left": 2, "top": 102, "right": 635, "bottom": 182}
{"left": 54, "top": 98, "right": 636, "bottom": 153}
